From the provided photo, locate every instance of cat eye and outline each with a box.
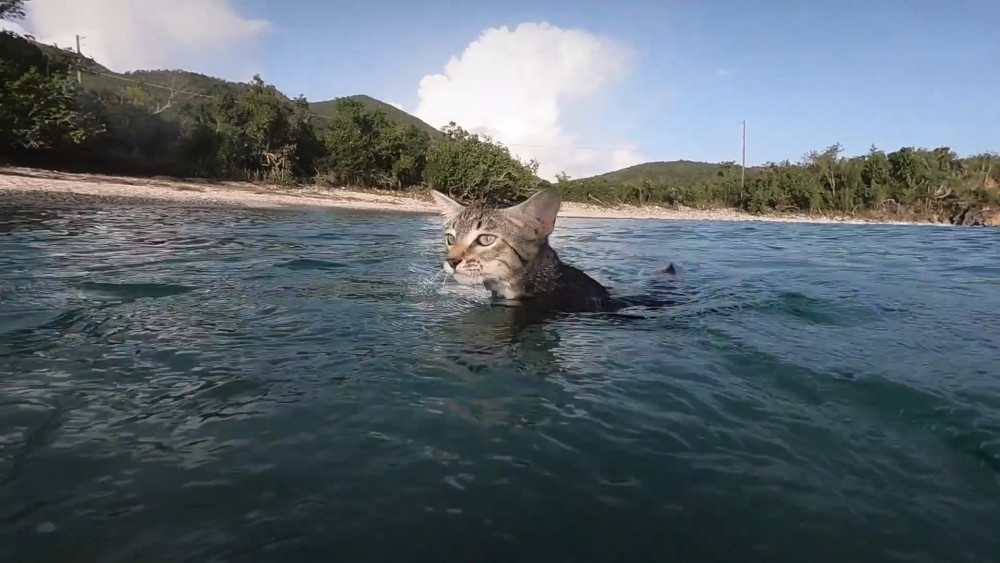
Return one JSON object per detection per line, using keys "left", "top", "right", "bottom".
{"left": 476, "top": 234, "right": 497, "bottom": 246}
{"left": 445, "top": 233, "right": 456, "bottom": 245}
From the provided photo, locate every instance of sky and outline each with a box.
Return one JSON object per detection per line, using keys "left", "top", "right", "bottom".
{"left": 4, "top": 0, "right": 999, "bottom": 180}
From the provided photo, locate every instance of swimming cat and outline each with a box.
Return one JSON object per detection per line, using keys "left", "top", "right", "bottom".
{"left": 429, "top": 188, "right": 677, "bottom": 314}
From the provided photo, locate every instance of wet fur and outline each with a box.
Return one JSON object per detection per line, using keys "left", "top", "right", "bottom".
{"left": 430, "top": 188, "right": 676, "bottom": 314}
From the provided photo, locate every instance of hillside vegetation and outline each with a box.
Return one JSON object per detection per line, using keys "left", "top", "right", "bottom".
{"left": 1, "top": 0, "right": 998, "bottom": 224}
{"left": 309, "top": 95, "right": 442, "bottom": 139}
{"left": 1, "top": 0, "right": 539, "bottom": 201}
{"left": 558, "top": 148, "right": 1000, "bottom": 225}
{"left": 581, "top": 160, "right": 725, "bottom": 186}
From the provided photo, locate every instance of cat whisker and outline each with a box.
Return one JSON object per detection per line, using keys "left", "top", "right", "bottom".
{"left": 428, "top": 187, "right": 624, "bottom": 313}
{"left": 475, "top": 275, "right": 493, "bottom": 310}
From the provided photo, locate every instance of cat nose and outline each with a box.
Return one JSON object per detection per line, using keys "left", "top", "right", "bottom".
{"left": 446, "top": 258, "right": 462, "bottom": 268}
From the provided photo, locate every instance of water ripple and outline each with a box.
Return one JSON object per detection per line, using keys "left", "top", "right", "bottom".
{"left": 1, "top": 201, "right": 999, "bottom": 562}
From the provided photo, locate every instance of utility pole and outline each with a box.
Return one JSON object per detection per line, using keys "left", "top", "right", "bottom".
{"left": 741, "top": 119, "right": 747, "bottom": 197}
{"left": 75, "top": 34, "right": 83, "bottom": 84}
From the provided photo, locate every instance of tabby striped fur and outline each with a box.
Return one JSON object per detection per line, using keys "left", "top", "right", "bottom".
{"left": 429, "top": 188, "right": 614, "bottom": 312}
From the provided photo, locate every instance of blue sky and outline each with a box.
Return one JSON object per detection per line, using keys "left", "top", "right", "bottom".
{"left": 11, "top": 0, "right": 1000, "bottom": 178}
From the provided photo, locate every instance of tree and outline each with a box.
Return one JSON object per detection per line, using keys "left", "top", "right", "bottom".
{"left": 805, "top": 143, "right": 843, "bottom": 210}
{"left": 382, "top": 123, "right": 430, "bottom": 188}
{"left": 320, "top": 97, "right": 397, "bottom": 186}
{"left": 0, "top": 30, "right": 98, "bottom": 151}
{"left": 316, "top": 98, "right": 433, "bottom": 189}
{"left": 0, "top": 66, "right": 91, "bottom": 149}
{"left": 215, "top": 74, "right": 299, "bottom": 182}
{"left": 0, "top": 0, "right": 26, "bottom": 22}
{"left": 287, "top": 95, "right": 324, "bottom": 177}
{"left": 424, "top": 122, "right": 542, "bottom": 203}
{"left": 2, "top": 27, "right": 998, "bottom": 225}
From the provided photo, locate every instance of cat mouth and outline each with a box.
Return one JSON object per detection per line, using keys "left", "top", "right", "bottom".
{"left": 442, "top": 261, "right": 491, "bottom": 285}
{"left": 449, "top": 271, "right": 486, "bottom": 285}
{"left": 450, "top": 273, "right": 481, "bottom": 285}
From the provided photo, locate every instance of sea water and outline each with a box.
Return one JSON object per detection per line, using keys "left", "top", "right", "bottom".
{"left": 1, "top": 201, "right": 998, "bottom": 562}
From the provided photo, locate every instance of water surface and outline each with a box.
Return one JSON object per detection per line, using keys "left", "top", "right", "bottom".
{"left": 1, "top": 201, "right": 999, "bottom": 562}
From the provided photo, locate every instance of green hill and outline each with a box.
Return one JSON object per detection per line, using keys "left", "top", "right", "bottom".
{"left": 557, "top": 158, "right": 745, "bottom": 209}
{"left": 3, "top": 30, "right": 467, "bottom": 185}
{"left": 578, "top": 159, "right": 725, "bottom": 185}
{"left": 9, "top": 30, "right": 997, "bottom": 224}
{"left": 25, "top": 39, "right": 245, "bottom": 102}
{"left": 21, "top": 36, "right": 439, "bottom": 135}
{"left": 310, "top": 95, "right": 442, "bottom": 138}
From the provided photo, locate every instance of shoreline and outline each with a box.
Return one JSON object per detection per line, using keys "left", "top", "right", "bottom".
{"left": 0, "top": 167, "right": 952, "bottom": 227}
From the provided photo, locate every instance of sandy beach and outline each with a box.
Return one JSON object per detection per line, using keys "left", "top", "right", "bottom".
{"left": 0, "top": 166, "right": 938, "bottom": 226}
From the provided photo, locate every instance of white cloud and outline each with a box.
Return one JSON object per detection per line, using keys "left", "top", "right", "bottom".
{"left": 0, "top": 20, "right": 28, "bottom": 35}
{"left": 715, "top": 68, "right": 732, "bottom": 78}
{"left": 21, "top": 0, "right": 270, "bottom": 73}
{"left": 388, "top": 101, "right": 405, "bottom": 111}
{"left": 413, "top": 22, "right": 644, "bottom": 180}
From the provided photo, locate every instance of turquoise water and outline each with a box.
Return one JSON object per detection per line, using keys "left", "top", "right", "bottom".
{"left": 1, "top": 200, "right": 999, "bottom": 562}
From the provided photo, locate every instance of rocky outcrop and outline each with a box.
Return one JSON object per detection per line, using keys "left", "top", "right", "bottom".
{"left": 950, "top": 208, "right": 1000, "bottom": 227}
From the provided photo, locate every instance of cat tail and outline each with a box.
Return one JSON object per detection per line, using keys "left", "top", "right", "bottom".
{"left": 644, "top": 262, "right": 685, "bottom": 301}
{"left": 609, "top": 262, "right": 684, "bottom": 311}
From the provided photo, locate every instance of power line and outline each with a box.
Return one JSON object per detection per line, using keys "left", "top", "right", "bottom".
{"left": 84, "top": 69, "right": 232, "bottom": 102}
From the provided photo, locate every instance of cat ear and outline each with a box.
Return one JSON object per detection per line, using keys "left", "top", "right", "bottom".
{"left": 506, "top": 188, "right": 561, "bottom": 236}
{"left": 429, "top": 190, "right": 465, "bottom": 221}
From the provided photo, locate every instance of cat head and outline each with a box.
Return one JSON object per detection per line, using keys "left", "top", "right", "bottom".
{"left": 429, "top": 188, "right": 561, "bottom": 286}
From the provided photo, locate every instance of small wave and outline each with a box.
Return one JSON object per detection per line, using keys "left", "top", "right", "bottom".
{"left": 76, "top": 281, "right": 193, "bottom": 300}
{"left": 275, "top": 258, "right": 347, "bottom": 271}
{"left": 0, "top": 309, "right": 73, "bottom": 336}
{"left": 4, "top": 201, "right": 1000, "bottom": 562}
{"left": 758, "top": 291, "right": 848, "bottom": 325}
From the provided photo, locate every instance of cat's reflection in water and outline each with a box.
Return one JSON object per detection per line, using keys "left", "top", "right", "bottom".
{"left": 440, "top": 277, "right": 687, "bottom": 376}
{"left": 433, "top": 301, "right": 569, "bottom": 432}
{"left": 441, "top": 301, "right": 564, "bottom": 373}
{"left": 437, "top": 266, "right": 694, "bottom": 395}
{"left": 436, "top": 298, "right": 682, "bottom": 437}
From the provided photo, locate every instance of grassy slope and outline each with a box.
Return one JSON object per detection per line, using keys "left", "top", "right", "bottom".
{"left": 27, "top": 35, "right": 727, "bottom": 189}
{"left": 577, "top": 160, "right": 725, "bottom": 185}
{"left": 309, "top": 95, "right": 443, "bottom": 138}
{"left": 28, "top": 39, "right": 442, "bottom": 135}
